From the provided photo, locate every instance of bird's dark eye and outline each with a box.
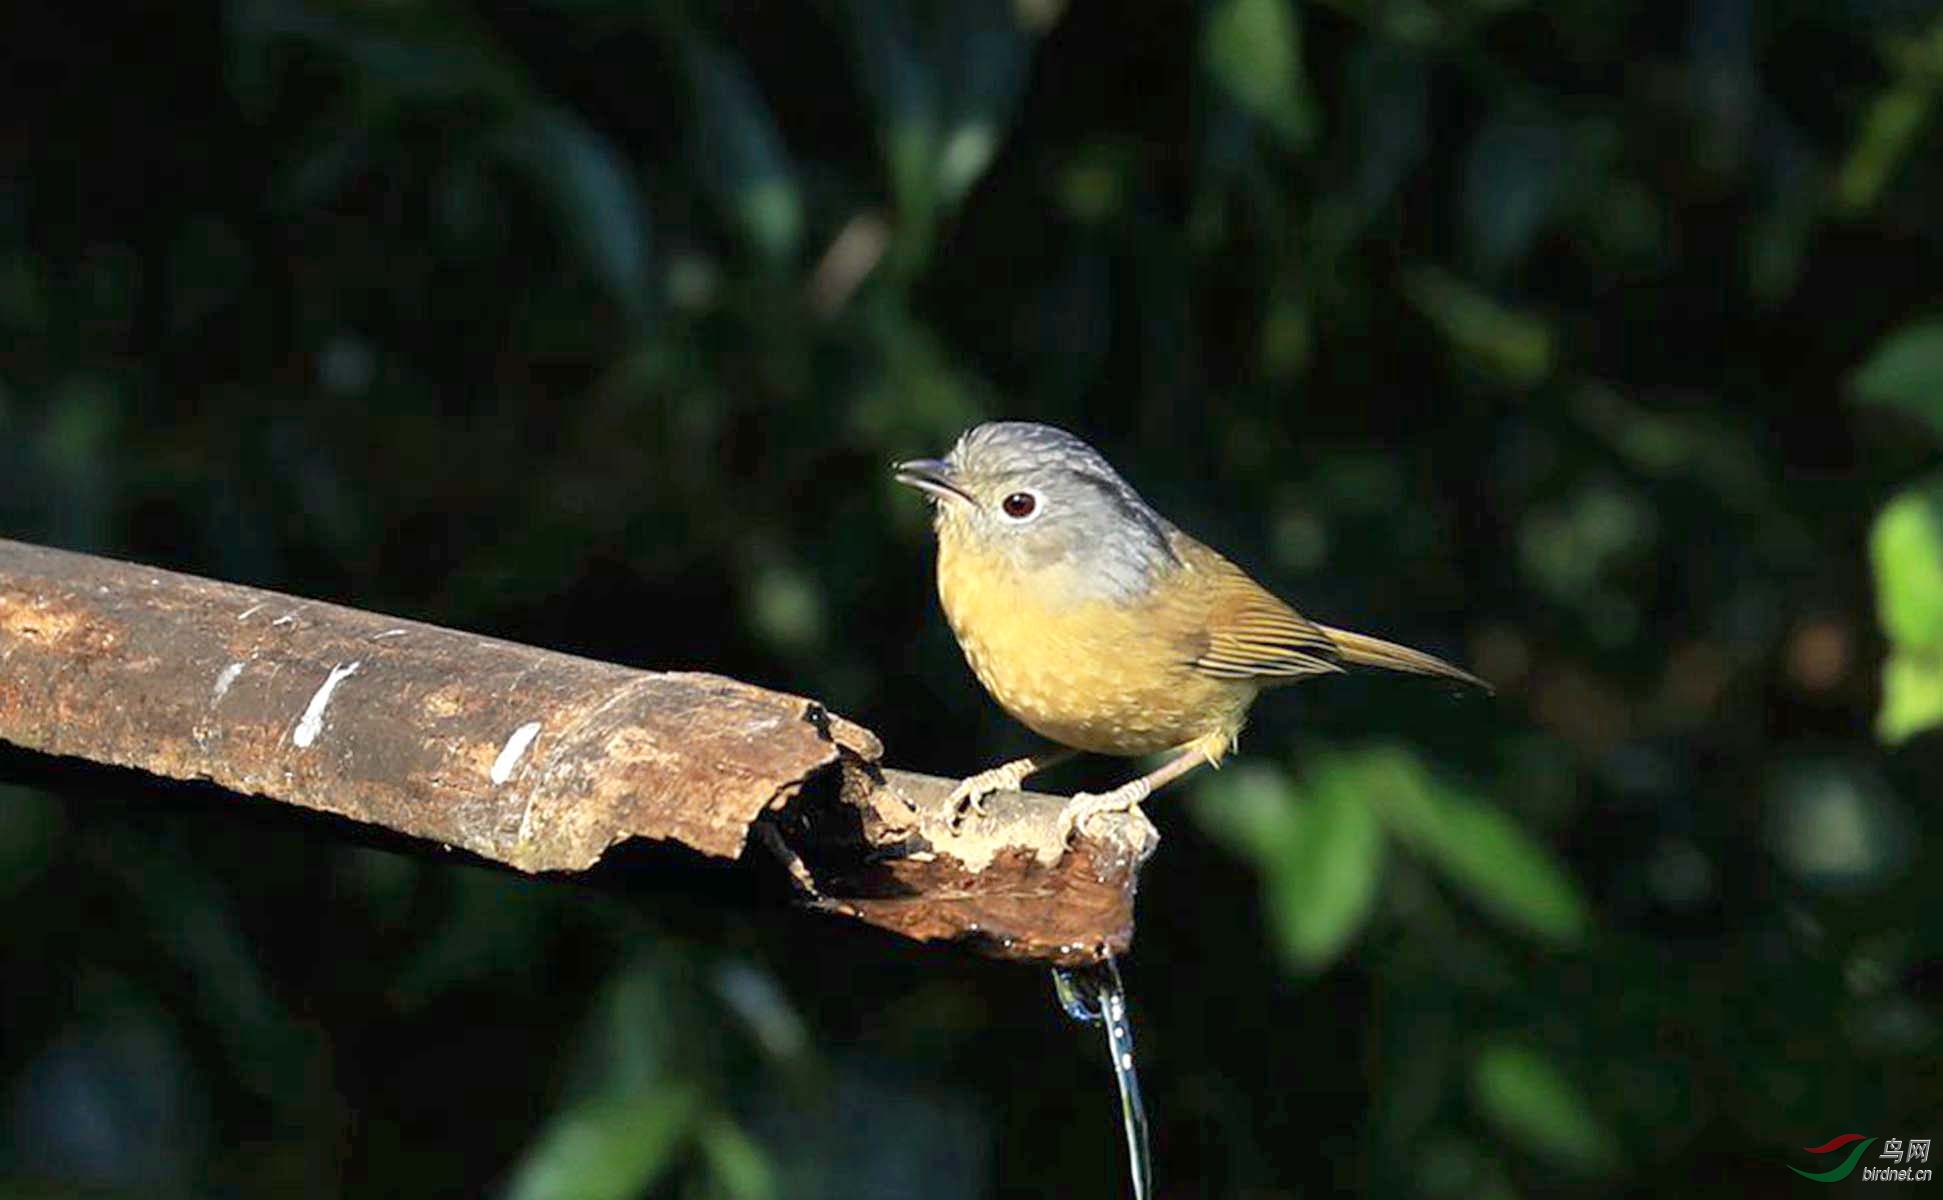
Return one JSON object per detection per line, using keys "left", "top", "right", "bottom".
{"left": 1001, "top": 492, "right": 1038, "bottom": 520}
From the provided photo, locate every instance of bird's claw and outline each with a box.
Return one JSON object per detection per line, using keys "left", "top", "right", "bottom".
{"left": 946, "top": 787, "right": 988, "bottom": 831}
{"left": 946, "top": 767, "right": 1022, "bottom": 831}
{"left": 1054, "top": 787, "right": 1143, "bottom": 844}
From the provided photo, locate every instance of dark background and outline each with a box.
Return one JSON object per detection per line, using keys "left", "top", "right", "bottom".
{"left": 2, "top": 0, "right": 1941, "bottom": 1196}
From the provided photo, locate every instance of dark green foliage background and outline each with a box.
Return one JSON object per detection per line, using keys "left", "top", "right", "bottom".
{"left": 2, "top": 1, "right": 1940, "bottom": 1196}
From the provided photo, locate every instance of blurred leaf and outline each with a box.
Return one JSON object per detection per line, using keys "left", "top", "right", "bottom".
{"left": 1870, "top": 481, "right": 1943, "bottom": 742}
{"left": 1409, "top": 1133, "right": 1522, "bottom": 1200}
{"left": 1056, "top": 141, "right": 1133, "bottom": 225}
{"left": 564, "top": 952, "right": 704, "bottom": 1098}
{"left": 502, "top": 1087, "right": 698, "bottom": 1200}
{"left": 1470, "top": 1041, "right": 1621, "bottom": 1174}
{"left": 1194, "top": 761, "right": 1386, "bottom": 968}
{"left": 1267, "top": 766, "right": 1386, "bottom": 967}
{"left": 1403, "top": 266, "right": 1554, "bottom": 386}
{"left": 1461, "top": 107, "right": 1567, "bottom": 273}
{"left": 1764, "top": 757, "right": 1913, "bottom": 889}
{"left": 1745, "top": 116, "right": 1820, "bottom": 303}
{"left": 1837, "top": 84, "right": 1932, "bottom": 214}
{"left": 713, "top": 959, "right": 811, "bottom": 1067}
{"left": 1344, "top": 39, "right": 1430, "bottom": 215}
{"left": 744, "top": 553, "right": 828, "bottom": 654}
{"left": 1362, "top": 747, "right": 1589, "bottom": 946}
{"left": 389, "top": 870, "right": 550, "bottom": 1009}
{"left": 1259, "top": 292, "right": 1311, "bottom": 381}
{"left": 840, "top": 0, "right": 1037, "bottom": 267}
{"left": 1516, "top": 480, "right": 1657, "bottom": 631}
{"left": 1190, "top": 761, "right": 1305, "bottom": 866}
{"left": 695, "top": 1113, "right": 779, "bottom": 1200}
{"left": 9, "top": 1015, "right": 210, "bottom": 1188}
{"left": 845, "top": 0, "right": 941, "bottom": 262}
{"left": 1880, "top": 650, "right": 1943, "bottom": 744}
{"left": 94, "top": 831, "right": 323, "bottom": 1107}
{"left": 1851, "top": 317, "right": 1943, "bottom": 437}
{"left": 684, "top": 39, "right": 803, "bottom": 265}
{"left": 1202, "top": 0, "right": 1314, "bottom": 146}
{"left": 1870, "top": 482, "right": 1943, "bottom": 651}
{"left": 934, "top": 0, "right": 1035, "bottom": 204}
{"left": 1835, "top": 15, "right": 1943, "bottom": 213}
{"left": 498, "top": 107, "right": 655, "bottom": 328}
{"left": 851, "top": 297, "right": 993, "bottom": 445}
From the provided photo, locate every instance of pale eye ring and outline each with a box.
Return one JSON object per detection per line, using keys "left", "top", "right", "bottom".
{"left": 999, "top": 490, "right": 1040, "bottom": 521}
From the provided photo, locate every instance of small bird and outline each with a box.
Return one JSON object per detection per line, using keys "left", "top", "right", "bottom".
{"left": 894, "top": 421, "right": 1488, "bottom": 838}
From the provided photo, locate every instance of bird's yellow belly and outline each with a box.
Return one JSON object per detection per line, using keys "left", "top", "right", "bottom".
{"left": 936, "top": 547, "right": 1251, "bottom": 757}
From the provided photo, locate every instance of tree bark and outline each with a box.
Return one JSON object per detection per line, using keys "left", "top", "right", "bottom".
{"left": 0, "top": 539, "right": 1154, "bottom": 965}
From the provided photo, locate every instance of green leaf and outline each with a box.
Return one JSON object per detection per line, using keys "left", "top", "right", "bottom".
{"left": 1202, "top": 0, "right": 1314, "bottom": 146}
{"left": 1836, "top": 69, "right": 1939, "bottom": 215}
{"left": 1194, "top": 760, "right": 1385, "bottom": 968}
{"left": 684, "top": 39, "right": 803, "bottom": 265}
{"left": 844, "top": 0, "right": 941, "bottom": 263}
{"left": 1851, "top": 318, "right": 1943, "bottom": 437}
{"left": 1265, "top": 770, "right": 1385, "bottom": 967}
{"left": 500, "top": 107, "right": 655, "bottom": 329}
{"left": 1868, "top": 480, "right": 1943, "bottom": 743}
{"left": 1870, "top": 483, "right": 1943, "bottom": 651}
{"left": 1880, "top": 651, "right": 1943, "bottom": 743}
{"left": 695, "top": 1113, "right": 778, "bottom": 1200}
{"left": 1189, "top": 762, "right": 1305, "bottom": 867}
{"left": 503, "top": 1088, "right": 697, "bottom": 1200}
{"left": 933, "top": 0, "right": 1034, "bottom": 204}
{"left": 1362, "top": 748, "right": 1589, "bottom": 946}
{"left": 1470, "top": 1041, "right": 1620, "bottom": 1174}
{"left": 1403, "top": 266, "right": 1554, "bottom": 387}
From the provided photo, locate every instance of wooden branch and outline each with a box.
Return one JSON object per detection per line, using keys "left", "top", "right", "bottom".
{"left": 0, "top": 539, "right": 1155, "bottom": 965}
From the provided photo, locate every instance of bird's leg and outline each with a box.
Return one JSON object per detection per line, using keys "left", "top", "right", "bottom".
{"left": 1055, "top": 746, "right": 1214, "bottom": 843}
{"left": 948, "top": 748, "right": 1081, "bottom": 828}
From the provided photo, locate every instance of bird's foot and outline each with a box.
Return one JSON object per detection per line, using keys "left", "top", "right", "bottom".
{"left": 946, "top": 760, "right": 1038, "bottom": 831}
{"left": 1055, "top": 779, "right": 1153, "bottom": 844}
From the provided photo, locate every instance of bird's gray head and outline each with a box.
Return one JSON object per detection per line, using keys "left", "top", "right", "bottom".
{"left": 893, "top": 422, "right": 1180, "bottom": 601}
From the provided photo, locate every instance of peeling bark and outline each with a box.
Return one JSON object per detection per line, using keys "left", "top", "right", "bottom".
{"left": 0, "top": 539, "right": 1154, "bottom": 965}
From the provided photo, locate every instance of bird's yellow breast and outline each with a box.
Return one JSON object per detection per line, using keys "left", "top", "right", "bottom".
{"left": 934, "top": 534, "right": 1253, "bottom": 757}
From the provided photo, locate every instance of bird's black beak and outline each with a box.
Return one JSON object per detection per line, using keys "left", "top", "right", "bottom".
{"left": 893, "top": 458, "right": 974, "bottom": 505}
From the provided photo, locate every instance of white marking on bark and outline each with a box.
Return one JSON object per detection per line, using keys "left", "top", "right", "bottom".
{"left": 292, "top": 662, "right": 361, "bottom": 748}
{"left": 237, "top": 603, "right": 266, "bottom": 620}
{"left": 490, "top": 721, "right": 543, "bottom": 786}
{"left": 213, "top": 661, "right": 245, "bottom": 700}
{"left": 373, "top": 629, "right": 408, "bottom": 639}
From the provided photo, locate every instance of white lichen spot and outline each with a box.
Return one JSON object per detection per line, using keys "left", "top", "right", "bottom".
{"left": 212, "top": 661, "right": 245, "bottom": 700}
{"left": 489, "top": 720, "right": 543, "bottom": 786}
{"left": 272, "top": 611, "right": 301, "bottom": 627}
{"left": 237, "top": 603, "right": 267, "bottom": 620}
{"left": 292, "top": 661, "right": 361, "bottom": 748}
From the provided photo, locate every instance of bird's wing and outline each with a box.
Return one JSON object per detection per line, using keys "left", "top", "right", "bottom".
{"left": 1165, "top": 531, "right": 1346, "bottom": 681}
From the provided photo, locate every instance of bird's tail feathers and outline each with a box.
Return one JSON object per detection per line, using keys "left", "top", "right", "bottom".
{"left": 1318, "top": 625, "right": 1492, "bottom": 694}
